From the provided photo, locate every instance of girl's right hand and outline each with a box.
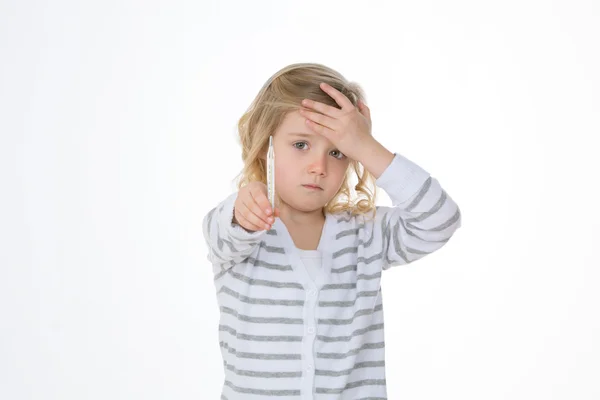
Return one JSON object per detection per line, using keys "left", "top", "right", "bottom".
{"left": 233, "top": 181, "right": 280, "bottom": 232}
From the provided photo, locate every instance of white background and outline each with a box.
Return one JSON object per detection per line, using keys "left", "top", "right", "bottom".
{"left": 1, "top": 0, "right": 599, "bottom": 399}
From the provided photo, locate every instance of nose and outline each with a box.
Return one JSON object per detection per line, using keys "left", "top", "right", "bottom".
{"left": 308, "top": 153, "right": 327, "bottom": 176}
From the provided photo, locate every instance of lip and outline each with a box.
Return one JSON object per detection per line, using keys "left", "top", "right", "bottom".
{"left": 302, "top": 184, "right": 323, "bottom": 190}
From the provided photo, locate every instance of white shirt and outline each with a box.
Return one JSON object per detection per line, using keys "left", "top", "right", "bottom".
{"left": 299, "top": 249, "right": 322, "bottom": 283}
{"left": 202, "top": 152, "right": 462, "bottom": 399}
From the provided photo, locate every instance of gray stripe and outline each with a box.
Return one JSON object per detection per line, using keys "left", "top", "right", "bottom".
{"left": 336, "top": 213, "right": 354, "bottom": 223}
{"left": 218, "top": 236, "right": 239, "bottom": 254}
{"left": 408, "top": 205, "right": 461, "bottom": 232}
{"left": 354, "top": 397, "right": 387, "bottom": 400}
{"left": 220, "top": 306, "right": 304, "bottom": 325}
{"left": 318, "top": 304, "right": 383, "bottom": 325}
{"left": 319, "top": 290, "right": 379, "bottom": 307}
{"left": 317, "top": 342, "right": 385, "bottom": 360}
{"left": 386, "top": 218, "right": 409, "bottom": 264}
{"left": 336, "top": 225, "right": 363, "bottom": 239}
{"left": 405, "top": 176, "right": 432, "bottom": 213}
{"left": 205, "top": 208, "right": 232, "bottom": 267}
{"left": 206, "top": 207, "right": 215, "bottom": 240}
{"left": 400, "top": 184, "right": 460, "bottom": 233}
{"left": 333, "top": 245, "right": 358, "bottom": 258}
{"left": 219, "top": 324, "right": 303, "bottom": 342}
{"left": 221, "top": 306, "right": 304, "bottom": 324}
{"left": 405, "top": 178, "right": 449, "bottom": 222}
{"left": 398, "top": 216, "right": 452, "bottom": 243}
{"left": 224, "top": 380, "right": 301, "bottom": 396}
{"left": 258, "top": 241, "right": 286, "bottom": 254}
{"left": 316, "top": 378, "right": 386, "bottom": 394}
{"left": 321, "top": 283, "right": 357, "bottom": 290}
{"left": 357, "top": 271, "right": 381, "bottom": 281}
{"left": 316, "top": 360, "right": 385, "bottom": 376}
{"left": 317, "top": 323, "right": 384, "bottom": 342}
{"left": 362, "top": 218, "right": 377, "bottom": 247}
{"left": 220, "top": 341, "right": 301, "bottom": 360}
{"left": 243, "top": 256, "right": 292, "bottom": 271}
{"left": 224, "top": 362, "right": 302, "bottom": 378}
{"left": 334, "top": 232, "right": 434, "bottom": 260}
{"left": 229, "top": 270, "right": 303, "bottom": 289}
{"left": 356, "top": 252, "right": 384, "bottom": 265}
{"left": 390, "top": 218, "right": 442, "bottom": 263}
{"left": 214, "top": 268, "right": 228, "bottom": 281}
{"left": 331, "top": 264, "right": 357, "bottom": 273}
{"left": 219, "top": 286, "right": 304, "bottom": 306}
{"left": 229, "top": 228, "right": 263, "bottom": 243}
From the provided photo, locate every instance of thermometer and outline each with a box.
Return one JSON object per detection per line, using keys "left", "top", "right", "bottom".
{"left": 267, "top": 135, "right": 275, "bottom": 212}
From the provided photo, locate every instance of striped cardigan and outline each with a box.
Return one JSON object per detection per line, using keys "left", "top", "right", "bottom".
{"left": 202, "top": 152, "right": 462, "bottom": 399}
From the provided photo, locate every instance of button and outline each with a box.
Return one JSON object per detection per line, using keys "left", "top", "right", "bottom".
{"left": 307, "top": 326, "right": 315, "bottom": 334}
{"left": 308, "top": 289, "right": 317, "bottom": 296}
{"left": 307, "top": 364, "right": 313, "bottom": 370}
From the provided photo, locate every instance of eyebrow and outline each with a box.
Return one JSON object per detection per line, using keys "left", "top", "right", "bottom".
{"left": 288, "top": 132, "right": 313, "bottom": 138}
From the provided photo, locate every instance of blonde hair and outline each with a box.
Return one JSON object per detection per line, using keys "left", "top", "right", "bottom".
{"left": 232, "top": 62, "right": 378, "bottom": 221}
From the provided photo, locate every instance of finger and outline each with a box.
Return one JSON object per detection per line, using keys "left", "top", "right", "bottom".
{"left": 319, "top": 82, "right": 354, "bottom": 111}
{"left": 301, "top": 98, "right": 342, "bottom": 118}
{"left": 270, "top": 207, "right": 280, "bottom": 219}
{"left": 249, "top": 186, "right": 275, "bottom": 224}
{"left": 236, "top": 211, "right": 265, "bottom": 232}
{"left": 358, "top": 99, "right": 371, "bottom": 119}
{"left": 305, "top": 117, "right": 335, "bottom": 139}
{"left": 240, "top": 196, "right": 272, "bottom": 229}
{"left": 235, "top": 202, "right": 264, "bottom": 231}
{"left": 299, "top": 108, "right": 336, "bottom": 131}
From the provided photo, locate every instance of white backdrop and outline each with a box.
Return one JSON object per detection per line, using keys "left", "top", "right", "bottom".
{"left": 1, "top": 0, "right": 599, "bottom": 399}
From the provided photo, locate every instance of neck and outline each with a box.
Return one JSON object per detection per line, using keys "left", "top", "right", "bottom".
{"left": 279, "top": 206, "right": 325, "bottom": 227}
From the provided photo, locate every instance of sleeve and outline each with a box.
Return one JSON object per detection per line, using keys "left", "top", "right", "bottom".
{"left": 372, "top": 152, "right": 462, "bottom": 270}
{"left": 201, "top": 191, "right": 268, "bottom": 271}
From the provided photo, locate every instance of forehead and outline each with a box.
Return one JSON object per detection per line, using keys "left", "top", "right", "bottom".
{"left": 276, "top": 111, "right": 321, "bottom": 139}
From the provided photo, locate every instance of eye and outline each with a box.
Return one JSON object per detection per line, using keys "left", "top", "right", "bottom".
{"left": 331, "top": 150, "right": 346, "bottom": 160}
{"left": 293, "top": 141, "right": 308, "bottom": 150}
{"left": 293, "top": 141, "right": 346, "bottom": 160}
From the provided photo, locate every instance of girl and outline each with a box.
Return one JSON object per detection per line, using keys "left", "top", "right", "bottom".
{"left": 202, "top": 62, "right": 462, "bottom": 399}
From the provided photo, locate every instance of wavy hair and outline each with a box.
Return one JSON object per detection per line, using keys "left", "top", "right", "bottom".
{"left": 232, "top": 62, "right": 378, "bottom": 221}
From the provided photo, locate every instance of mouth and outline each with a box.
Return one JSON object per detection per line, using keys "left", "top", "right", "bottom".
{"left": 302, "top": 184, "right": 323, "bottom": 190}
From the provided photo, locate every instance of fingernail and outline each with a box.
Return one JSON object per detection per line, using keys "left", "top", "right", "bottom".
{"left": 265, "top": 208, "right": 271, "bottom": 215}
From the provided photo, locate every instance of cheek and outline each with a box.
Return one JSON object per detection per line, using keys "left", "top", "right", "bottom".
{"left": 274, "top": 160, "right": 292, "bottom": 183}
{"left": 329, "top": 165, "right": 349, "bottom": 187}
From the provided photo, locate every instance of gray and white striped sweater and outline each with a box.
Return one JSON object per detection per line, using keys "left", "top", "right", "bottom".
{"left": 202, "top": 152, "right": 462, "bottom": 399}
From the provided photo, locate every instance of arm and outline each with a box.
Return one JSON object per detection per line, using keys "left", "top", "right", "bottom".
{"left": 368, "top": 152, "right": 462, "bottom": 270}
{"left": 201, "top": 191, "right": 267, "bottom": 269}
{"left": 297, "top": 85, "right": 460, "bottom": 268}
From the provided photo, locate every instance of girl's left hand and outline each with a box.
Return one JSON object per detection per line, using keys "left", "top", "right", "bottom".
{"left": 299, "top": 82, "right": 373, "bottom": 161}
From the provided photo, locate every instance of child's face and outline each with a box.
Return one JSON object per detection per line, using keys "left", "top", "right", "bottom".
{"left": 272, "top": 110, "right": 351, "bottom": 213}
